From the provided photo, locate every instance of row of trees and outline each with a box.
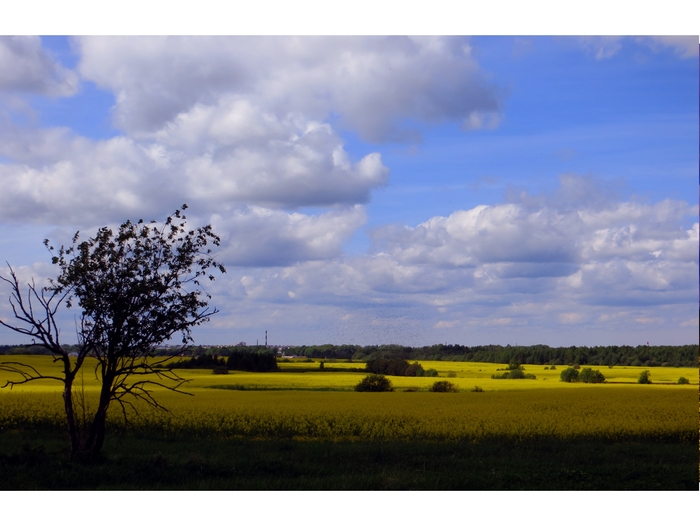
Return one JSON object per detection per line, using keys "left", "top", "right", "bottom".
{"left": 560, "top": 367, "right": 606, "bottom": 383}
{"left": 164, "top": 351, "right": 279, "bottom": 372}
{"left": 279, "top": 343, "right": 698, "bottom": 367}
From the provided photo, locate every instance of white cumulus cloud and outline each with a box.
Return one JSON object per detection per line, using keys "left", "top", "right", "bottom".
{"left": 74, "top": 36, "right": 502, "bottom": 142}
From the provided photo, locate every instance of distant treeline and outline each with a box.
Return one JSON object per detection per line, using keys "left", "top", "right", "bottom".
{"left": 1, "top": 343, "right": 697, "bottom": 368}
{"left": 0, "top": 344, "right": 83, "bottom": 356}
{"left": 285, "top": 343, "right": 699, "bottom": 368}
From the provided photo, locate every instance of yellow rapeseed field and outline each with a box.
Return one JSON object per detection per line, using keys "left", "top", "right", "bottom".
{"left": 0, "top": 356, "right": 696, "bottom": 443}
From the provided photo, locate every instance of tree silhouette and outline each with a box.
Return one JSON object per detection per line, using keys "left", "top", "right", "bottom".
{"left": 0, "top": 205, "right": 225, "bottom": 460}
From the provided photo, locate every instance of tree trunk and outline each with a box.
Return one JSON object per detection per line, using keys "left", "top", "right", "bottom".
{"left": 85, "top": 373, "right": 114, "bottom": 460}
{"left": 62, "top": 377, "right": 81, "bottom": 460}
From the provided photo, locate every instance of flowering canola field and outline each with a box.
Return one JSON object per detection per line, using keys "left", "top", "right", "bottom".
{"left": 0, "top": 356, "right": 696, "bottom": 443}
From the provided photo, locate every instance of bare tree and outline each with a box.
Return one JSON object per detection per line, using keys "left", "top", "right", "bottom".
{"left": 0, "top": 205, "right": 225, "bottom": 460}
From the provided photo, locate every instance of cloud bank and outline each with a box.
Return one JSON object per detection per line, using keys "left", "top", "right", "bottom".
{"left": 0, "top": 36, "right": 696, "bottom": 346}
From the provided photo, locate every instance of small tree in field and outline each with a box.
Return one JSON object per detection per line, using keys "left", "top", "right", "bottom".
{"left": 637, "top": 370, "right": 652, "bottom": 384}
{"left": 560, "top": 367, "right": 579, "bottom": 382}
{"left": 578, "top": 367, "right": 605, "bottom": 384}
{"left": 355, "top": 374, "right": 393, "bottom": 392}
{"left": 0, "top": 205, "right": 225, "bottom": 460}
{"left": 429, "top": 380, "right": 458, "bottom": 392}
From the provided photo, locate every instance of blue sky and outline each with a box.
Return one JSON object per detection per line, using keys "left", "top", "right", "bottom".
{"left": 0, "top": 35, "right": 697, "bottom": 347}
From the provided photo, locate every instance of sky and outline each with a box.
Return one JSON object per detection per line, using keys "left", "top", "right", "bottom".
{"left": 0, "top": 34, "right": 698, "bottom": 347}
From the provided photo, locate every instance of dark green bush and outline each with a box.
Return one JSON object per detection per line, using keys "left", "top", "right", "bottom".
{"left": 560, "top": 367, "right": 579, "bottom": 382}
{"left": 491, "top": 369, "right": 536, "bottom": 380}
{"left": 429, "top": 381, "right": 458, "bottom": 392}
{"left": 637, "top": 370, "right": 652, "bottom": 384}
{"left": 507, "top": 368, "right": 525, "bottom": 379}
{"left": 677, "top": 376, "right": 689, "bottom": 385}
{"left": 405, "top": 362, "right": 423, "bottom": 376}
{"left": 578, "top": 367, "right": 605, "bottom": 383}
{"left": 423, "top": 369, "right": 438, "bottom": 377}
{"left": 212, "top": 366, "right": 229, "bottom": 375}
{"left": 355, "top": 374, "right": 393, "bottom": 392}
{"left": 471, "top": 385, "right": 483, "bottom": 392}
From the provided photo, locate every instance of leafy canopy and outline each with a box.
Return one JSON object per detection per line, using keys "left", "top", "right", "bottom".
{"left": 45, "top": 204, "right": 226, "bottom": 354}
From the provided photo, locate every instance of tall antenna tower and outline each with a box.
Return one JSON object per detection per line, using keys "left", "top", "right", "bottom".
{"left": 265, "top": 330, "right": 268, "bottom": 347}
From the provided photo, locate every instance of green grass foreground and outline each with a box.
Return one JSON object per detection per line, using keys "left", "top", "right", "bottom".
{"left": 0, "top": 429, "right": 696, "bottom": 490}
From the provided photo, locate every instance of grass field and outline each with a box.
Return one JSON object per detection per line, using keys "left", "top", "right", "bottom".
{"left": 0, "top": 355, "right": 697, "bottom": 489}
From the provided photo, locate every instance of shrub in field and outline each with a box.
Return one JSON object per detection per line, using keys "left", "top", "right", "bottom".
{"left": 355, "top": 374, "right": 393, "bottom": 392}
{"left": 212, "top": 366, "right": 229, "bottom": 375}
{"left": 471, "top": 385, "right": 484, "bottom": 392}
{"left": 491, "top": 369, "right": 536, "bottom": 380}
{"left": 447, "top": 371, "right": 457, "bottom": 378}
{"left": 677, "top": 376, "right": 689, "bottom": 385}
{"left": 637, "top": 370, "right": 652, "bottom": 384}
{"left": 507, "top": 368, "right": 525, "bottom": 379}
{"left": 578, "top": 368, "right": 605, "bottom": 383}
{"left": 429, "top": 381, "right": 458, "bottom": 392}
{"left": 423, "top": 369, "right": 438, "bottom": 377}
{"left": 560, "top": 367, "right": 579, "bottom": 382}
{"left": 549, "top": 365, "right": 557, "bottom": 370}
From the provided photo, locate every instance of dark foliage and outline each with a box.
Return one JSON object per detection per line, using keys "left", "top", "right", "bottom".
{"left": 560, "top": 367, "right": 580, "bottom": 382}
{"left": 5, "top": 342, "right": 697, "bottom": 369}
{"left": 429, "top": 381, "right": 458, "bottom": 392}
{"left": 492, "top": 368, "right": 536, "bottom": 380}
{"left": 0, "top": 205, "right": 225, "bottom": 460}
{"left": 227, "top": 351, "right": 279, "bottom": 372}
{"left": 167, "top": 351, "right": 278, "bottom": 372}
{"left": 578, "top": 368, "right": 605, "bottom": 383}
{"left": 355, "top": 374, "right": 393, "bottom": 392}
{"left": 366, "top": 358, "right": 424, "bottom": 377}
{"left": 167, "top": 354, "right": 227, "bottom": 369}
{"left": 276, "top": 343, "right": 699, "bottom": 368}
{"left": 637, "top": 370, "right": 652, "bottom": 384}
